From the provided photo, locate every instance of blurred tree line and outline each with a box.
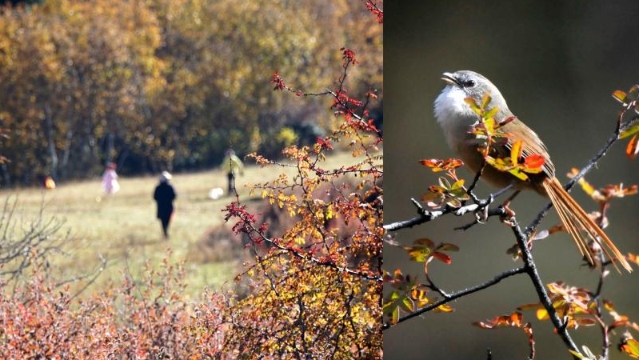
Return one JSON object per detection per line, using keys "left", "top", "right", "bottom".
{"left": 0, "top": 0, "right": 382, "bottom": 186}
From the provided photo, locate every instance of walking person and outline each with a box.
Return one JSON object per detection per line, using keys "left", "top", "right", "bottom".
{"left": 221, "top": 148, "right": 244, "bottom": 196}
{"left": 153, "top": 171, "right": 176, "bottom": 239}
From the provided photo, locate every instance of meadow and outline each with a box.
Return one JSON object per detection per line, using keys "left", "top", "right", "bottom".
{"left": 1, "top": 150, "right": 356, "bottom": 300}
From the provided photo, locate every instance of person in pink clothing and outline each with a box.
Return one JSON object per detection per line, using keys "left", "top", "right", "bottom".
{"left": 101, "top": 162, "right": 120, "bottom": 195}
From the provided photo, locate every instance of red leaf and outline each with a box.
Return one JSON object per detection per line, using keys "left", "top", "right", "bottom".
{"left": 431, "top": 251, "right": 452, "bottom": 264}
{"left": 524, "top": 154, "right": 546, "bottom": 169}
{"left": 626, "top": 134, "right": 639, "bottom": 160}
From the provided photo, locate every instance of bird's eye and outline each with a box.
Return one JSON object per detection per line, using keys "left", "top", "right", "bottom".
{"left": 462, "top": 79, "right": 476, "bottom": 88}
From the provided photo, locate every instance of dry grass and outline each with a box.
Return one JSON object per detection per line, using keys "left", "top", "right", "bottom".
{"left": 0, "top": 150, "right": 358, "bottom": 299}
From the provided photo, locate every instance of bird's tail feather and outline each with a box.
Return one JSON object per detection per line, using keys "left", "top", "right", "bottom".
{"left": 542, "top": 177, "right": 632, "bottom": 273}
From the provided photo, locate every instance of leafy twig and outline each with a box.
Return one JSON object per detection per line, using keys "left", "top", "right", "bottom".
{"left": 382, "top": 266, "right": 527, "bottom": 330}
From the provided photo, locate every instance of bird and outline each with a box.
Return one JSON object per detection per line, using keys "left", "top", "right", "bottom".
{"left": 434, "top": 70, "right": 631, "bottom": 272}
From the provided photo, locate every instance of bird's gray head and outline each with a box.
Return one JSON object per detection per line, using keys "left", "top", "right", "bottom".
{"left": 434, "top": 70, "right": 509, "bottom": 124}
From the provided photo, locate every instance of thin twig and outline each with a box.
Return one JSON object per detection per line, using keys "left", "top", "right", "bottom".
{"left": 382, "top": 266, "right": 527, "bottom": 330}
{"left": 525, "top": 111, "right": 624, "bottom": 238}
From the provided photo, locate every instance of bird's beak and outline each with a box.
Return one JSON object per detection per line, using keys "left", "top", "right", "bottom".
{"left": 441, "top": 72, "right": 457, "bottom": 86}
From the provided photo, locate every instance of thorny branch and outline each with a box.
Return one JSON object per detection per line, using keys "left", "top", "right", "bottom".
{"left": 230, "top": 204, "right": 382, "bottom": 282}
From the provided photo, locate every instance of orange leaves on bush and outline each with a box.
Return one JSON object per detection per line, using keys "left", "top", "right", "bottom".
{"left": 384, "top": 288, "right": 412, "bottom": 324}
{"left": 600, "top": 299, "right": 639, "bottom": 333}
{"left": 473, "top": 311, "right": 525, "bottom": 329}
{"left": 627, "top": 253, "right": 639, "bottom": 268}
{"left": 612, "top": 85, "right": 639, "bottom": 111}
{"left": 473, "top": 312, "right": 534, "bottom": 355}
{"left": 518, "top": 282, "right": 597, "bottom": 330}
{"left": 567, "top": 167, "right": 638, "bottom": 205}
{"left": 382, "top": 266, "right": 454, "bottom": 325}
{"left": 601, "top": 301, "right": 639, "bottom": 358}
{"left": 465, "top": 93, "right": 495, "bottom": 118}
{"left": 419, "top": 158, "right": 464, "bottom": 172}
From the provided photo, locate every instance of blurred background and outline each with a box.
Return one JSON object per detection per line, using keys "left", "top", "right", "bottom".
{"left": 385, "top": 1, "right": 639, "bottom": 358}
{"left": 0, "top": 0, "right": 382, "bottom": 186}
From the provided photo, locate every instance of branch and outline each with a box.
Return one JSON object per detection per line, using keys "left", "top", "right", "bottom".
{"left": 508, "top": 217, "right": 582, "bottom": 358}
{"left": 383, "top": 193, "right": 504, "bottom": 232}
{"left": 382, "top": 266, "right": 527, "bottom": 330}
{"left": 229, "top": 204, "right": 382, "bottom": 282}
{"left": 525, "top": 106, "right": 628, "bottom": 238}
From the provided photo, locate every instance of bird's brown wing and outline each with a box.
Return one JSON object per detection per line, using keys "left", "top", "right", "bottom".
{"left": 501, "top": 117, "right": 555, "bottom": 179}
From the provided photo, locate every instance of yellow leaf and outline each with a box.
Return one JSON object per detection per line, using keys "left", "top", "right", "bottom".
{"left": 536, "top": 308, "right": 549, "bottom": 320}
{"left": 621, "top": 338, "right": 639, "bottom": 358}
{"left": 435, "top": 304, "right": 454, "bottom": 313}
{"left": 325, "top": 204, "right": 334, "bottom": 220}
{"left": 510, "top": 140, "right": 523, "bottom": 164}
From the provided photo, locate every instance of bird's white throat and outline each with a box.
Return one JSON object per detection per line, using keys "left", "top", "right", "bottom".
{"left": 433, "top": 85, "right": 475, "bottom": 125}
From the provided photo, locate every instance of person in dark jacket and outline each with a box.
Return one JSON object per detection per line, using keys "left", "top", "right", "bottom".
{"left": 153, "top": 171, "right": 176, "bottom": 238}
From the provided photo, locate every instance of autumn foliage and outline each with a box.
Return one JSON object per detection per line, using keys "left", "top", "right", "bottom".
{"left": 220, "top": 43, "right": 383, "bottom": 357}
{"left": 384, "top": 84, "right": 639, "bottom": 359}
{"left": 0, "top": 1, "right": 383, "bottom": 358}
{"left": 0, "top": 0, "right": 382, "bottom": 186}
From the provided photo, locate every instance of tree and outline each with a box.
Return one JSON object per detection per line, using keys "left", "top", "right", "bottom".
{"left": 0, "top": 0, "right": 382, "bottom": 185}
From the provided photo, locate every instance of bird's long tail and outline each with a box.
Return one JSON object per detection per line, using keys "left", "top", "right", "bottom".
{"left": 542, "top": 177, "right": 632, "bottom": 273}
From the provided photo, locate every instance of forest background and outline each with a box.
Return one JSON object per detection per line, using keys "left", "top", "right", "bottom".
{"left": 0, "top": 0, "right": 382, "bottom": 187}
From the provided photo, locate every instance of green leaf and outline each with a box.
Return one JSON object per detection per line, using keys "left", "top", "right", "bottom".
{"left": 483, "top": 106, "right": 499, "bottom": 120}
{"left": 438, "top": 176, "right": 451, "bottom": 189}
{"left": 406, "top": 245, "right": 431, "bottom": 263}
{"left": 401, "top": 295, "right": 414, "bottom": 312}
{"left": 620, "top": 117, "right": 639, "bottom": 139}
{"left": 464, "top": 97, "right": 481, "bottom": 116}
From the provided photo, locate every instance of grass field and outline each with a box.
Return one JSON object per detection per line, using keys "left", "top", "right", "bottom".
{"left": 1, "top": 150, "right": 358, "bottom": 300}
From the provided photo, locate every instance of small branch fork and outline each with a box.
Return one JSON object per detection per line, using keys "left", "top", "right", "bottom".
{"left": 382, "top": 266, "right": 527, "bottom": 330}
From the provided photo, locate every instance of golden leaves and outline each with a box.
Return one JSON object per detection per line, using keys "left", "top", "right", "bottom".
{"left": 465, "top": 94, "right": 547, "bottom": 181}
{"left": 419, "top": 157, "right": 469, "bottom": 209}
